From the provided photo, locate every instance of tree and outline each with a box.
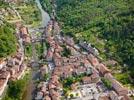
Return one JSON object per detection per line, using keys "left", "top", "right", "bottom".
{"left": 3, "top": 74, "right": 30, "bottom": 100}
{"left": 70, "top": 94, "right": 74, "bottom": 98}
{"left": 76, "top": 93, "right": 79, "bottom": 97}
{"left": 102, "top": 78, "right": 112, "bottom": 89}
{"left": 43, "top": 73, "right": 49, "bottom": 81}
{"left": 61, "top": 45, "right": 71, "bottom": 57}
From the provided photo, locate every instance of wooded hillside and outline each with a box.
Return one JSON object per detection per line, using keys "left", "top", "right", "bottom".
{"left": 55, "top": 0, "right": 134, "bottom": 76}
{"left": 0, "top": 21, "right": 17, "bottom": 58}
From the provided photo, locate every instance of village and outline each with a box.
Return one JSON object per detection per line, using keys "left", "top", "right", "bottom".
{"left": 0, "top": 0, "right": 134, "bottom": 100}
{"left": 0, "top": 18, "right": 133, "bottom": 100}
{"left": 33, "top": 20, "right": 133, "bottom": 100}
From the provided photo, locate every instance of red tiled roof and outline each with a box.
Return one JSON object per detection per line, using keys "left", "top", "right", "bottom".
{"left": 99, "top": 95, "right": 110, "bottom": 100}
{"left": 87, "top": 54, "right": 99, "bottom": 66}
{"left": 71, "top": 82, "right": 79, "bottom": 90}
{"left": 49, "top": 89, "right": 60, "bottom": 100}
{"left": 112, "top": 80, "right": 128, "bottom": 96}
{"left": 91, "top": 73, "right": 99, "bottom": 79}
{"left": 0, "top": 79, "right": 6, "bottom": 89}
{"left": 20, "top": 26, "right": 28, "bottom": 35}
{"left": 0, "top": 71, "right": 10, "bottom": 79}
{"left": 15, "top": 53, "right": 23, "bottom": 60}
{"left": 48, "top": 83, "right": 56, "bottom": 90}
{"left": 0, "top": 59, "right": 6, "bottom": 64}
{"left": 45, "top": 95, "right": 51, "bottom": 100}
{"left": 120, "top": 95, "right": 131, "bottom": 100}
{"left": 54, "top": 53, "right": 61, "bottom": 58}
{"left": 82, "top": 76, "right": 92, "bottom": 84}
{"left": 97, "top": 64, "right": 110, "bottom": 75}
{"left": 104, "top": 73, "right": 113, "bottom": 79}
{"left": 47, "top": 50, "right": 53, "bottom": 58}
{"left": 104, "top": 73, "right": 128, "bottom": 96}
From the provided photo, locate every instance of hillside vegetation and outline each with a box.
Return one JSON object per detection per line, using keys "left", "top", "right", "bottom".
{"left": 40, "top": 0, "right": 52, "bottom": 13}
{"left": 0, "top": 1, "right": 9, "bottom": 8}
{"left": 0, "top": 21, "right": 17, "bottom": 58}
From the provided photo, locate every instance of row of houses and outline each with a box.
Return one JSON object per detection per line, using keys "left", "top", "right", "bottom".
{"left": 47, "top": 36, "right": 109, "bottom": 100}
{"left": 62, "top": 34, "right": 132, "bottom": 99}
{"left": 0, "top": 48, "right": 26, "bottom": 97}
{"left": 15, "top": 22, "right": 31, "bottom": 44}
{"left": 60, "top": 30, "right": 129, "bottom": 100}
{"left": 57, "top": 33, "right": 132, "bottom": 100}
{"left": 79, "top": 41, "right": 99, "bottom": 56}
{"left": 87, "top": 54, "right": 131, "bottom": 100}
{"left": 0, "top": 69, "right": 10, "bottom": 97}
{"left": 65, "top": 35, "right": 131, "bottom": 99}
{"left": 0, "top": 23, "right": 28, "bottom": 98}
{"left": 35, "top": 21, "right": 61, "bottom": 100}
{"left": 19, "top": 26, "right": 31, "bottom": 44}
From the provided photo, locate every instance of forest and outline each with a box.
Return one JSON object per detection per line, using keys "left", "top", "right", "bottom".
{"left": 0, "top": 21, "right": 17, "bottom": 58}
{"left": 42, "top": 0, "right": 134, "bottom": 81}
{"left": 40, "top": 0, "right": 52, "bottom": 13}
{"left": 0, "top": 1, "right": 17, "bottom": 58}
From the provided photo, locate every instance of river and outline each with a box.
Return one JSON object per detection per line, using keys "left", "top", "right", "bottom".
{"left": 22, "top": 0, "right": 50, "bottom": 100}
{"left": 35, "top": 0, "right": 50, "bottom": 27}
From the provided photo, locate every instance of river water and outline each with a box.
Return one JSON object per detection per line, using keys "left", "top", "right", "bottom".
{"left": 22, "top": 0, "right": 50, "bottom": 100}
{"left": 36, "top": 0, "right": 50, "bottom": 27}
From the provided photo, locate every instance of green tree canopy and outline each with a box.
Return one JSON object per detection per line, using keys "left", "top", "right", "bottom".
{"left": 0, "top": 22, "right": 17, "bottom": 58}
